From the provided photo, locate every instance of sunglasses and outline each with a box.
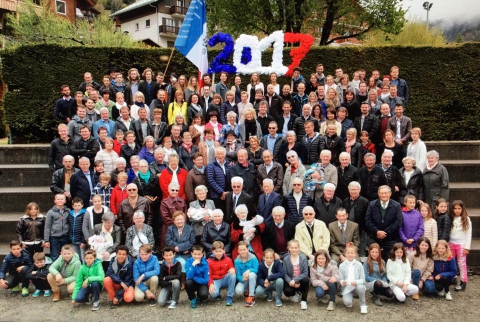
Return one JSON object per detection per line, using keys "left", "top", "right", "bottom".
{"left": 304, "top": 213, "right": 315, "bottom": 216}
{"left": 170, "top": 189, "right": 179, "bottom": 192}
{"left": 127, "top": 189, "right": 137, "bottom": 191}
{"left": 268, "top": 127, "right": 277, "bottom": 129}
{"left": 232, "top": 185, "right": 242, "bottom": 188}
{"left": 292, "top": 183, "right": 302, "bottom": 186}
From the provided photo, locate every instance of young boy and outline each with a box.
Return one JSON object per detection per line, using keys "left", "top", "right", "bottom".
{"left": 234, "top": 241, "right": 259, "bottom": 307}
{"left": 47, "top": 244, "right": 81, "bottom": 301}
{"left": 133, "top": 244, "right": 160, "bottom": 306}
{"left": 158, "top": 246, "right": 182, "bottom": 309}
{"left": 44, "top": 194, "right": 70, "bottom": 261}
{"left": 185, "top": 245, "right": 210, "bottom": 308}
{"left": 113, "top": 130, "right": 126, "bottom": 156}
{"left": 90, "top": 173, "right": 113, "bottom": 208}
{"left": 207, "top": 241, "right": 236, "bottom": 306}
{"left": 255, "top": 248, "right": 285, "bottom": 307}
{"left": 0, "top": 239, "right": 33, "bottom": 296}
{"left": 72, "top": 249, "right": 105, "bottom": 311}
{"left": 68, "top": 197, "right": 87, "bottom": 261}
{"left": 104, "top": 245, "right": 135, "bottom": 308}
{"left": 26, "top": 252, "right": 52, "bottom": 297}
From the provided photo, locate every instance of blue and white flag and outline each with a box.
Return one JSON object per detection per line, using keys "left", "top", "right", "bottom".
{"left": 174, "top": 0, "right": 208, "bottom": 76}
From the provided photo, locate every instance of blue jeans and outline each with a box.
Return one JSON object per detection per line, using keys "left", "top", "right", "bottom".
{"left": 235, "top": 272, "right": 257, "bottom": 297}
{"left": 75, "top": 281, "right": 101, "bottom": 303}
{"left": 50, "top": 235, "right": 70, "bottom": 262}
{"left": 411, "top": 269, "right": 436, "bottom": 294}
{"left": 72, "top": 242, "right": 85, "bottom": 263}
{"left": 210, "top": 274, "right": 236, "bottom": 298}
{"left": 255, "top": 278, "right": 284, "bottom": 300}
{"left": 315, "top": 282, "right": 337, "bottom": 302}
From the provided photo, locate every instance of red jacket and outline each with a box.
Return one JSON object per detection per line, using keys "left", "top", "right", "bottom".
{"left": 231, "top": 221, "right": 265, "bottom": 261}
{"left": 110, "top": 184, "right": 128, "bottom": 215}
{"left": 207, "top": 255, "right": 235, "bottom": 286}
{"left": 159, "top": 167, "right": 188, "bottom": 200}
{"left": 113, "top": 139, "right": 126, "bottom": 156}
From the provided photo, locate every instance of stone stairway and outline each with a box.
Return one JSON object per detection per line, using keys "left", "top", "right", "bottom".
{"left": 0, "top": 142, "right": 479, "bottom": 272}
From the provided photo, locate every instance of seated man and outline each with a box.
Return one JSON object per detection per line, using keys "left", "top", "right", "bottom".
{"left": 261, "top": 206, "right": 295, "bottom": 260}
{"left": 328, "top": 208, "right": 360, "bottom": 263}
{"left": 283, "top": 178, "right": 313, "bottom": 225}
{"left": 294, "top": 206, "right": 330, "bottom": 264}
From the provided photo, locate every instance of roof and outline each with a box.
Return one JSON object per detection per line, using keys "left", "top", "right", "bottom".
{"left": 110, "top": 0, "right": 159, "bottom": 17}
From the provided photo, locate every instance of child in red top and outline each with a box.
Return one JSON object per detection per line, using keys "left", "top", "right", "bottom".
{"left": 110, "top": 172, "right": 128, "bottom": 217}
{"left": 113, "top": 130, "right": 126, "bottom": 156}
{"left": 207, "top": 241, "right": 236, "bottom": 306}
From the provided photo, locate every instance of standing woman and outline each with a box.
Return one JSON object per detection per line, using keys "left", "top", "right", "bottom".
{"left": 277, "top": 131, "right": 305, "bottom": 169}
{"left": 168, "top": 89, "right": 188, "bottom": 125}
{"left": 185, "top": 76, "right": 199, "bottom": 103}
{"left": 177, "top": 132, "right": 199, "bottom": 171}
{"left": 337, "top": 107, "right": 354, "bottom": 141}
{"left": 159, "top": 154, "right": 188, "bottom": 200}
{"left": 345, "top": 128, "right": 362, "bottom": 169}
{"left": 367, "top": 89, "right": 382, "bottom": 115}
{"left": 160, "top": 183, "right": 187, "bottom": 248}
{"left": 246, "top": 136, "right": 265, "bottom": 166}
{"left": 138, "top": 136, "right": 156, "bottom": 165}
{"left": 220, "top": 111, "right": 241, "bottom": 145}
{"left": 341, "top": 89, "right": 360, "bottom": 122}
{"left": 311, "top": 103, "right": 326, "bottom": 126}
{"left": 376, "top": 129, "right": 403, "bottom": 169}
{"left": 189, "top": 113, "right": 205, "bottom": 146}
{"left": 319, "top": 108, "right": 341, "bottom": 136}
{"left": 130, "top": 92, "right": 150, "bottom": 121}
{"left": 215, "top": 71, "right": 230, "bottom": 102}
{"left": 95, "top": 138, "right": 119, "bottom": 174}
{"left": 220, "top": 90, "right": 238, "bottom": 125}
{"left": 187, "top": 94, "right": 203, "bottom": 125}
{"left": 239, "top": 107, "right": 263, "bottom": 147}
{"left": 204, "top": 110, "right": 222, "bottom": 141}
{"left": 322, "top": 88, "right": 341, "bottom": 117}
{"left": 247, "top": 72, "right": 264, "bottom": 104}
{"left": 423, "top": 150, "right": 449, "bottom": 210}
{"left": 231, "top": 75, "right": 243, "bottom": 104}
{"left": 269, "top": 72, "right": 280, "bottom": 95}
{"left": 407, "top": 127, "right": 427, "bottom": 173}
{"left": 399, "top": 156, "right": 424, "bottom": 206}
{"left": 198, "top": 128, "right": 220, "bottom": 166}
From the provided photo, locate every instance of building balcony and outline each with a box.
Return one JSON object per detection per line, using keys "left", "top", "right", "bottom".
{"left": 170, "top": 6, "right": 187, "bottom": 18}
{"left": 159, "top": 24, "right": 179, "bottom": 38}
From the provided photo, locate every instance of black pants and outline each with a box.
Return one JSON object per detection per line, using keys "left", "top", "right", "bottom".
{"left": 283, "top": 276, "right": 309, "bottom": 301}
{"left": 185, "top": 280, "right": 209, "bottom": 301}
{"left": 378, "top": 240, "right": 396, "bottom": 263}
{"left": 4, "top": 266, "right": 30, "bottom": 288}
{"left": 30, "top": 278, "right": 51, "bottom": 291}
{"left": 24, "top": 244, "right": 43, "bottom": 261}
{"left": 435, "top": 276, "right": 453, "bottom": 293}
{"left": 212, "top": 198, "right": 226, "bottom": 217}
{"left": 373, "top": 280, "right": 394, "bottom": 298}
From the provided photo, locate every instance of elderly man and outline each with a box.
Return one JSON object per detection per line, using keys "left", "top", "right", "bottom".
{"left": 118, "top": 183, "right": 153, "bottom": 234}
{"left": 225, "top": 176, "right": 254, "bottom": 224}
{"left": 185, "top": 152, "right": 206, "bottom": 204}
{"left": 206, "top": 146, "right": 231, "bottom": 215}
{"left": 48, "top": 124, "right": 74, "bottom": 172}
{"left": 256, "top": 150, "right": 284, "bottom": 194}
{"left": 283, "top": 178, "right": 313, "bottom": 225}
{"left": 70, "top": 157, "right": 96, "bottom": 208}
{"left": 309, "top": 149, "right": 338, "bottom": 201}
{"left": 336, "top": 152, "right": 360, "bottom": 201}
{"left": 314, "top": 183, "right": 343, "bottom": 226}
{"left": 149, "top": 147, "right": 168, "bottom": 178}
{"left": 230, "top": 148, "right": 258, "bottom": 201}
{"left": 365, "top": 185, "right": 403, "bottom": 262}
{"left": 329, "top": 208, "right": 360, "bottom": 263}
{"left": 295, "top": 206, "right": 330, "bottom": 263}
{"left": 359, "top": 153, "right": 387, "bottom": 201}
{"left": 262, "top": 206, "right": 295, "bottom": 260}
{"left": 380, "top": 150, "right": 404, "bottom": 202}
{"left": 110, "top": 157, "right": 127, "bottom": 187}
{"left": 51, "top": 155, "right": 79, "bottom": 208}
{"left": 282, "top": 150, "right": 306, "bottom": 196}
{"left": 71, "top": 124, "right": 100, "bottom": 168}
{"left": 93, "top": 107, "right": 115, "bottom": 139}
{"left": 257, "top": 179, "right": 283, "bottom": 223}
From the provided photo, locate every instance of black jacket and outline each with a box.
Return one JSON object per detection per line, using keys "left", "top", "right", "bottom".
{"left": 159, "top": 260, "right": 182, "bottom": 287}
{"left": 133, "top": 174, "right": 160, "bottom": 199}
{"left": 302, "top": 132, "right": 326, "bottom": 165}
{"left": 230, "top": 162, "right": 258, "bottom": 199}
{"left": 138, "top": 81, "right": 159, "bottom": 106}
{"left": 365, "top": 199, "right": 403, "bottom": 242}
{"left": 70, "top": 170, "right": 96, "bottom": 208}
{"left": 260, "top": 134, "right": 284, "bottom": 161}
{"left": 358, "top": 165, "right": 387, "bottom": 201}
{"left": 177, "top": 145, "right": 200, "bottom": 170}
{"left": 266, "top": 93, "right": 284, "bottom": 118}
{"left": 120, "top": 143, "right": 141, "bottom": 167}
{"left": 349, "top": 142, "right": 363, "bottom": 169}
{"left": 51, "top": 167, "right": 80, "bottom": 194}
{"left": 314, "top": 196, "right": 343, "bottom": 226}
{"left": 275, "top": 113, "right": 297, "bottom": 135}
{"left": 78, "top": 80, "right": 101, "bottom": 93}
{"left": 336, "top": 165, "right": 359, "bottom": 201}
{"left": 114, "top": 117, "right": 134, "bottom": 134}
{"left": 399, "top": 166, "right": 424, "bottom": 205}
{"left": 354, "top": 114, "right": 379, "bottom": 143}
{"left": 201, "top": 221, "right": 231, "bottom": 256}
{"left": 132, "top": 119, "right": 154, "bottom": 146}
{"left": 325, "top": 133, "right": 345, "bottom": 166}
{"left": 343, "top": 196, "right": 369, "bottom": 232}
{"left": 292, "top": 115, "right": 320, "bottom": 142}
{"left": 48, "top": 137, "right": 75, "bottom": 171}
{"left": 262, "top": 219, "right": 296, "bottom": 254}
{"left": 71, "top": 136, "right": 100, "bottom": 168}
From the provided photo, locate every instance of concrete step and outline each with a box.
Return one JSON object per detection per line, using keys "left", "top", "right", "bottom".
{"left": 0, "top": 164, "right": 52, "bottom": 187}
{"left": 0, "top": 213, "right": 23, "bottom": 243}
{"left": 470, "top": 209, "right": 480, "bottom": 239}
{"left": 449, "top": 182, "right": 480, "bottom": 208}
{"left": 0, "top": 144, "right": 50, "bottom": 164}
{"left": 0, "top": 187, "right": 52, "bottom": 213}
{"left": 442, "top": 160, "right": 480, "bottom": 183}
{"left": 425, "top": 141, "right": 480, "bottom": 160}
{"left": 468, "top": 239, "right": 480, "bottom": 273}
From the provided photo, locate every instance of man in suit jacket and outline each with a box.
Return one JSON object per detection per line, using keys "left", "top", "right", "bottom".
{"left": 387, "top": 103, "right": 412, "bottom": 148}
{"left": 257, "top": 179, "right": 283, "bottom": 223}
{"left": 265, "top": 84, "right": 284, "bottom": 118}
{"left": 199, "top": 85, "right": 213, "bottom": 117}
{"left": 275, "top": 101, "right": 297, "bottom": 137}
{"left": 224, "top": 176, "right": 254, "bottom": 224}
{"left": 343, "top": 181, "right": 370, "bottom": 257}
{"left": 70, "top": 157, "right": 96, "bottom": 208}
{"left": 262, "top": 206, "right": 295, "bottom": 260}
{"left": 93, "top": 107, "right": 116, "bottom": 139}
{"left": 256, "top": 150, "right": 284, "bottom": 194}
{"left": 132, "top": 107, "right": 153, "bottom": 146}
{"left": 138, "top": 68, "right": 159, "bottom": 106}
{"left": 294, "top": 206, "right": 330, "bottom": 262}
{"left": 329, "top": 208, "right": 360, "bottom": 263}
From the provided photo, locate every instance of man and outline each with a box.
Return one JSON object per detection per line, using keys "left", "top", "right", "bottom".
{"left": 70, "top": 125, "right": 100, "bottom": 168}
{"left": 185, "top": 152, "right": 206, "bottom": 204}
{"left": 165, "top": 73, "right": 178, "bottom": 105}
{"left": 120, "top": 131, "right": 141, "bottom": 167}
{"left": 356, "top": 81, "right": 368, "bottom": 105}
{"left": 380, "top": 150, "right": 404, "bottom": 202}
{"left": 293, "top": 104, "right": 320, "bottom": 142}
{"left": 279, "top": 84, "right": 294, "bottom": 107}
{"left": 88, "top": 89, "right": 99, "bottom": 104}
{"left": 84, "top": 98, "right": 99, "bottom": 123}
{"left": 265, "top": 84, "right": 284, "bottom": 118}
{"left": 295, "top": 206, "right": 330, "bottom": 263}
{"left": 117, "top": 183, "right": 153, "bottom": 234}
{"left": 283, "top": 178, "right": 313, "bottom": 225}
{"left": 371, "top": 69, "right": 382, "bottom": 88}
{"left": 112, "top": 73, "right": 126, "bottom": 99}
{"left": 389, "top": 66, "right": 409, "bottom": 103}
{"left": 96, "top": 127, "right": 109, "bottom": 150}
{"left": 291, "top": 67, "right": 306, "bottom": 95}
{"left": 328, "top": 208, "right": 360, "bottom": 263}
{"left": 256, "top": 150, "right": 284, "bottom": 194}
{"left": 260, "top": 121, "right": 283, "bottom": 160}
{"left": 78, "top": 72, "right": 101, "bottom": 93}
{"left": 132, "top": 107, "right": 153, "bottom": 146}
{"left": 149, "top": 89, "right": 168, "bottom": 123}
{"left": 70, "top": 157, "right": 96, "bottom": 208}
{"left": 257, "top": 101, "right": 274, "bottom": 136}
{"left": 256, "top": 179, "right": 283, "bottom": 223}
{"left": 115, "top": 106, "right": 134, "bottom": 134}
{"left": 316, "top": 84, "right": 326, "bottom": 105}
{"left": 205, "top": 147, "right": 231, "bottom": 215}
{"left": 301, "top": 120, "right": 325, "bottom": 166}
{"left": 55, "top": 85, "right": 75, "bottom": 124}
{"left": 93, "top": 108, "right": 115, "bottom": 139}
{"left": 378, "top": 103, "right": 392, "bottom": 140}
{"left": 336, "top": 152, "right": 359, "bottom": 201}
{"left": 253, "top": 89, "right": 265, "bottom": 112}
{"left": 48, "top": 124, "right": 74, "bottom": 172}
{"left": 170, "top": 125, "right": 183, "bottom": 150}
{"left": 262, "top": 206, "right": 296, "bottom": 260}
{"left": 276, "top": 101, "right": 297, "bottom": 137}
{"left": 99, "top": 75, "right": 115, "bottom": 102}
{"left": 125, "top": 68, "right": 143, "bottom": 106}
{"left": 138, "top": 68, "right": 159, "bottom": 106}
{"left": 149, "top": 148, "right": 168, "bottom": 178}
{"left": 201, "top": 73, "right": 213, "bottom": 96}
{"left": 354, "top": 101, "right": 379, "bottom": 143}
{"left": 315, "top": 64, "right": 325, "bottom": 85}
{"left": 68, "top": 106, "right": 93, "bottom": 141}
{"left": 387, "top": 103, "right": 412, "bottom": 149}
{"left": 230, "top": 149, "right": 258, "bottom": 201}
{"left": 94, "top": 89, "right": 116, "bottom": 117}
{"left": 309, "top": 150, "right": 338, "bottom": 201}
{"left": 50, "top": 155, "right": 79, "bottom": 208}
{"left": 365, "top": 185, "right": 403, "bottom": 262}
{"left": 342, "top": 181, "right": 369, "bottom": 258}
{"left": 334, "top": 68, "right": 344, "bottom": 84}
{"left": 381, "top": 85, "right": 404, "bottom": 115}
{"left": 224, "top": 176, "right": 254, "bottom": 224}
{"left": 314, "top": 183, "right": 343, "bottom": 226}
{"left": 358, "top": 153, "right": 387, "bottom": 201}
{"left": 69, "top": 91, "right": 85, "bottom": 119}
{"left": 292, "top": 82, "right": 308, "bottom": 116}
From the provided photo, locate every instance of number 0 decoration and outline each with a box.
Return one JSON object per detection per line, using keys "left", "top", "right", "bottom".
{"left": 208, "top": 30, "right": 314, "bottom": 77}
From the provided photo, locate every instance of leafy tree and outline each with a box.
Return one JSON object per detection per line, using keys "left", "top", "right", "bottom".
{"left": 454, "top": 33, "right": 464, "bottom": 43}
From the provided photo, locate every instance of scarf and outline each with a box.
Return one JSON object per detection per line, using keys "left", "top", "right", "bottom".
{"left": 169, "top": 166, "right": 179, "bottom": 186}
{"left": 210, "top": 121, "right": 220, "bottom": 139}
{"left": 426, "top": 162, "right": 438, "bottom": 171}
{"left": 194, "top": 124, "right": 205, "bottom": 141}
{"left": 345, "top": 138, "right": 356, "bottom": 153}
{"left": 134, "top": 101, "right": 145, "bottom": 108}
{"left": 182, "top": 142, "right": 193, "bottom": 153}
{"left": 194, "top": 165, "right": 205, "bottom": 174}
{"left": 138, "top": 171, "right": 150, "bottom": 183}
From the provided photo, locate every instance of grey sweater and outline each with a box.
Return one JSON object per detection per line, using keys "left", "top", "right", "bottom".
{"left": 44, "top": 206, "right": 70, "bottom": 241}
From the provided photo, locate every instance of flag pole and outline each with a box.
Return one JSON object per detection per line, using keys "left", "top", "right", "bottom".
{"left": 164, "top": 47, "right": 175, "bottom": 76}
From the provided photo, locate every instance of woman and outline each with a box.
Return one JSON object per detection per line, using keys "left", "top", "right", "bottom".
{"left": 324, "top": 75, "right": 338, "bottom": 94}
{"left": 160, "top": 182, "right": 187, "bottom": 248}
{"left": 376, "top": 129, "right": 403, "bottom": 169}
{"left": 220, "top": 111, "right": 240, "bottom": 144}
{"left": 423, "top": 150, "right": 449, "bottom": 210}
{"left": 230, "top": 204, "right": 265, "bottom": 261}
{"left": 399, "top": 156, "right": 424, "bottom": 206}
{"left": 277, "top": 131, "right": 305, "bottom": 169}
{"left": 187, "top": 185, "right": 215, "bottom": 244}
{"left": 246, "top": 136, "right": 265, "bottom": 166}
{"left": 307, "top": 91, "right": 319, "bottom": 107}
{"left": 407, "top": 127, "right": 427, "bottom": 173}
{"left": 222, "top": 131, "right": 242, "bottom": 163}
{"left": 189, "top": 113, "right": 205, "bottom": 146}
{"left": 282, "top": 150, "right": 306, "bottom": 195}
{"left": 177, "top": 131, "right": 199, "bottom": 170}
{"left": 161, "top": 136, "right": 177, "bottom": 164}
{"left": 130, "top": 92, "right": 150, "bottom": 121}
{"left": 322, "top": 88, "right": 341, "bottom": 117}
{"left": 176, "top": 74, "right": 187, "bottom": 94}
{"left": 215, "top": 71, "right": 229, "bottom": 102}
{"left": 208, "top": 93, "right": 222, "bottom": 117}
{"left": 138, "top": 136, "right": 156, "bottom": 164}
{"left": 92, "top": 212, "right": 122, "bottom": 271}
{"left": 133, "top": 159, "right": 160, "bottom": 205}
{"left": 380, "top": 84, "right": 390, "bottom": 101}
{"left": 341, "top": 88, "right": 360, "bottom": 122}
{"left": 231, "top": 75, "right": 243, "bottom": 104}
{"left": 204, "top": 110, "right": 222, "bottom": 141}
{"left": 165, "top": 211, "right": 195, "bottom": 275}
{"left": 345, "top": 128, "right": 362, "bottom": 169}
{"left": 367, "top": 77, "right": 379, "bottom": 94}
{"left": 113, "top": 92, "right": 128, "bottom": 121}
{"left": 306, "top": 74, "right": 319, "bottom": 95}
{"left": 95, "top": 137, "right": 118, "bottom": 174}
{"left": 367, "top": 89, "right": 382, "bottom": 115}
{"left": 337, "top": 106, "right": 354, "bottom": 141}
{"left": 198, "top": 128, "right": 220, "bottom": 166}
{"left": 220, "top": 90, "right": 238, "bottom": 125}
{"left": 159, "top": 154, "right": 188, "bottom": 200}
{"left": 269, "top": 72, "right": 280, "bottom": 95}
{"left": 187, "top": 93, "right": 203, "bottom": 124}
{"left": 200, "top": 209, "right": 231, "bottom": 258}
{"left": 151, "top": 108, "right": 168, "bottom": 146}
{"left": 127, "top": 155, "right": 140, "bottom": 183}
{"left": 337, "top": 74, "right": 351, "bottom": 104}
{"left": 311, "top": 103, "right": 325, "bottom": 125}
{"left": 247, "top": 72, "right": 264, "bottom": 104}
{"left": 168, "top": 89, "right": 188, "bottom": 125}
{"left": 185, "top": 76, "right": 199, "bottom": 103}
{"left": 125, "top": 211, "right": 155, "bottom": 258}
{"left": 325, "top": 123, "right": 345, "bottom": 166}
{"left": 320, "top": 107, "right": 341, "bottom": 136}
{"left": 167, "top": 113, "right": 189, "bottom": 137}
{"left": 239, "top": 107, "right": 262, "bottom": 147}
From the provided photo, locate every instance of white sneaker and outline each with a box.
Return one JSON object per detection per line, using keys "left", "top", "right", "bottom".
{"left": 438, "top": 290, "right": 445, "bottom": 297}
{"left": 327, "top": 301, "right": 336, "bottom": 311}
{"left": 360, "top": 305, "right": 368, "bottom": 314}
{"left": 290, "top": 294, "right": 300, "bottom": 303}
{"left": 445, "top": 292, "right": 453, "bottom": 301}
{"left": 300, "top": 301, "right": 308, "bottom": 310}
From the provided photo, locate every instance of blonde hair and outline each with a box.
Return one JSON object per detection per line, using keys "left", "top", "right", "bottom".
{"left": 433, "top": 240, "right": 452, "bottom": 260}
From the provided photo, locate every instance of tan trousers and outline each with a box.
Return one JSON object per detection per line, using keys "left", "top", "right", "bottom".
{"left": 47, "top": 273, "right": 75, "bottom": 294}
{"left": 134, "top": 276, "right": 159, "bottom": 302}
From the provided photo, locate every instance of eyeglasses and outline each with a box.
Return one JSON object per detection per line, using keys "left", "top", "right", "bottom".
{"left": 127, "top": 189, "right": 137, "bottom": 191}
{"left": 287, "top": 156, "right": 296, "bottom": 159}
{"left": 232, "top": 185, "right": 242, "bottom": 188}
{"left": 292, "top": 183, "right": 302, "bottom": 186}
{"left": 170, "top": 189, "right": 179, "bottom": 192}
{"left": 268, "top": 127, "right": 277, "bottom": 129}
{"left": 304, "top": 213, "right": 315, "bottom": 216}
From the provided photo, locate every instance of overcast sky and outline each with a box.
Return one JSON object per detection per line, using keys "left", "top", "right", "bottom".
{"left": 402, "top": 0, "right": 480, "bottom": 23}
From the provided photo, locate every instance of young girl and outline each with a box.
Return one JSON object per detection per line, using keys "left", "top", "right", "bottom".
{"left": 433, "top": 240, "right": 457, "bottom": 300}
{"left": 255, "top": 248, "right": 285, "bottom": 307}
{"left": 310, "top": 249, "right": 339, "bottom": 311}
{"left": 234, "top": 241, "right": 259, "bottom": 307}
{"left": 434, "top": 198, "right": 451, "bottom": 242}
{"left": 408, "top": 237, "right": 436, "bottom": 299}
{"left": 339, "top": 243, "right": 367, "bottom": 314}
{"left": 282, "top": 239, "right": 310, "bottom": 310}
{"left": 449, "top": 200, "right": 472, "bottom": 291}
{"left": 113, "top": 130, "right": 126, "bottom": 156}
{"left": 363, "top": 243, "right": 394, "bottom": 307}
{"left": 420, "top": 203, "right": 438, "bottom": 248}
{"left": 16, "top": 202, "right": 45, "bottom": 260}
{"left": 386, "top": 243, "right": 419, "bottom": 302}
{"left": 360, "top": 130, "right": 375, "bottom": 167}
{"left": 399, "top": 195, "right": 424, "bottom": 254}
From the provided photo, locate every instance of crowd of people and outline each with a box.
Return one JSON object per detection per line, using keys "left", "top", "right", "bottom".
{"left": 0, "top": 64, "right": 473, "bottom": 313}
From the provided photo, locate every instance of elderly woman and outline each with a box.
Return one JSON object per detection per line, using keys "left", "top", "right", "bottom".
{"left": 95, "top": 137, "right": 118, "bottom": 174}
{"left": 161, "top": 136, "right": 177, "bottom": 164}
{"left": 246, "top": 136, "right": 265, "bottom": 166}
{"left": 200, "top": 209, "right": 231, "bottom": 258}
{"left": 138, "top": 136, "right": 156, "bottom": 164}
{"left": 127, "top": 155, "right": 140, "bottom": 184}
{"left": 166, "top": 211, "right": 195, "bottom": 276}
{"left": 230, "top": 204, "right": 265, "bottom": 261}
{"left": 149, "top": 148, "right": 168, "bottom": 178}
{"left": 125, "top": 211, "right": 155, "bottom": 258}
{"left": 222, "top": 130, "right": 243, "bottom": 163}
{"left": 185, "top": 153, "right": 206, "bottom": 204}
{"left": 133, "top": 159, "right": 160, "bottom": 203}
{"left": 423, "top": 150, "right": 449, "bottom": 210}
{"left": 160, "top": 182, "right": 187, "bottom": 248}
{"left": 187, "top": 185, "right": 215, "bottom": 243}
{"left": 220, "top": 111, "right": 240, "bottom": 144}
{"left": 282, "top": 150, "right": 306, "bottom": 195}
{"left": 167, "top": 113, "right": 189, "bottom": 137}
{"left": 110, "top": 157, "right": 127, "bottom": 187}
{"left": 278, "top": 130, "right": 305, "bottom": 169}
{"left": 399, "top": 156, "right": 424, "bottom": 206}
{"left": 407, "top": 127, "right": 427, "bottom": 173}
{"left": 239, "top": 107, "right": 263, "bottom": 147}
{"left": 345, "top": 128, "right": 362, "bottom": 169}
{"left": 92, "top": 212, "right": 122, "bottom": 271}
{"left": 198, "top": 128, "right": 220, "bottom": 166}
{"left": 177, "top": 131, "right": 199, "bottom": 171}
{"left": 159, "top": 154, "right": 188, "bottom": 200}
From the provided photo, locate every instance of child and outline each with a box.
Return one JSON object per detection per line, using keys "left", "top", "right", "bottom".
{"left": 104, "top": 245, "right": 134, "bottom": 308}
{"left": 110, "top": 172, "right": 128, "bottom": 217}
{"left": 420, "top": 203, "right": 438, "bottom": 247}
{"left": 72, "top": 249, "right": 105, "bottom": 311}
{"left": 158, "top": 246, "right": 182, "bottom": 309}
{"left": 44, "top": 194, "right": 70, "bottom": 262}
{"left": 399, "top": 195, "right": 424, "bottom": 254}
{"left": 16, "top": 202, "right": 45, "bottom": 260}
{"left": 113, "top": 130, "right": 126, "bottom": 156}
{"left": 310, "top": 249, "right": 339, "bottom": 311}
{"left": 94, "top": 160, "right": 104, "bottom": 179}
{"left": 234, "top": 241, "right": 259, "bottom": 307}
{"left": 207, "top": 241, "right": 236, "bottom": 306}
{"left": 282, "top": 239, "right": 309, "bottom": 310}
{"left": 26, "top": 252, "right": 52, "bottom": 297}
{"left": 83, "top": 194, "right": 110, "bottom": 240}
{"left": 360, "top": 130, "right": 375, "bottom": 166}
{"left": 386, "top": 242, "right": 419, "bottom": 302}
{"left": 68, "top": 197, "right": 87, "bottom": 261}
{"left": 185, "top": 245, "right": 210, "bottom": 308}
{"left": 339, "top": 243, "right": 367, "bottom": 314}
{"left": 0, "top": 239, "right": 33, "bottom": 296}
{"left": 133, "top": 244, "right": 160, "bottom": 306}
{"left": 433, "top": 240, "right": 457, "bottom": 300}
{"left": 449, "top": 200, "right": 472, "bottom": 291}
{"left": 434, "top": 198, "right": 451, "bottom": 242}
{"left": 363, "top": 243, "right": 394, "bottom": 306}
{"left": 408, "top": 237, "right": 435, "bottom": 299}
{"left": 255, "top": 248, "right": 285, "bottom": 307}
{"left": 47, "top": 244, "right": 81, "bottom": 302}
{"left": 90, "top": 173, "right": 113, "bottom": 208}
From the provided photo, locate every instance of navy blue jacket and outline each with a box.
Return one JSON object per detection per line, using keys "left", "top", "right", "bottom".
{"left": 283, "top": 192, "right": 314, "bottom": 225}
{"left": 205, "top": 160, "right": 231, "bottom": 199}
{"left": 106, "top": 255, "right": 135, "bottom": 292}
{"left": 257, "top": 192, "right": 283, "bottom": 223}
{"left": 365, "top": 199, "right": 403, "bottom": 243}
{"left": 68, "top": 209, "right": 86, "bottom": 243}
{"left": 0, "top": 250, "right": 32, "bottom": 279}
{"left": 257, "top": 259, "right": 285, "bottom": 286}
{"left": 70, "top": 171, "right": 96, "bottom": 208}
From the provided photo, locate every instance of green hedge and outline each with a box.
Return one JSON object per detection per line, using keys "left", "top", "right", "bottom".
{"left": 1, "top": 43, "right": 480, "bottom": 142}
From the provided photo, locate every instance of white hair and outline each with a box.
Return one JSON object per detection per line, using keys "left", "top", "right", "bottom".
{"left": 212, "top": 209, "right": 224, "bottom": 218}
{"left": 263, "top": 178, "right": 274, "bottom": 186}
{"left": 234, "top": 204, "right": 248, "bottom": 215}
{"left": 231, "top": 176, "right": 244, "bottom": 185}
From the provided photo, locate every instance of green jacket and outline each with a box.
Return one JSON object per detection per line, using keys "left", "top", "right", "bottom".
{"left": 72, "top": 259, "right": 105, "bottom": 300}
{"left": 48, "top": 253, "right": 81, "bottom": 285}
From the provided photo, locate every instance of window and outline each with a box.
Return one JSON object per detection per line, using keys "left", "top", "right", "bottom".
{"left": 146, "top": 19, "right": 151, "bottom": 28}
{"left": 55, "top": 0, "right": 66, "bottom": 15}
{"left": 165, "top": 18, "right": 174, "bottom": 27}
{"left": 135, "top": 23, "right": 139, "bottom": 31}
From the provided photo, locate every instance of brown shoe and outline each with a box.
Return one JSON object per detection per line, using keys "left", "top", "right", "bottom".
{"left": 412, "top": 293, "right": 420, "bottom": 300}
{"left": 53, "top": 291, "right": 61, "bottom": 302}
